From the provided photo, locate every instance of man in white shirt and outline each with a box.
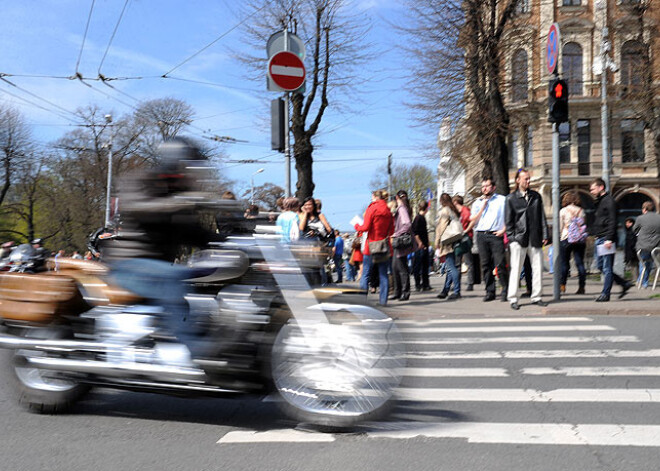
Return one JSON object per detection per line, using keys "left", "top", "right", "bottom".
{"left": 466, "top": 177, "right": 509, "bottom": 302}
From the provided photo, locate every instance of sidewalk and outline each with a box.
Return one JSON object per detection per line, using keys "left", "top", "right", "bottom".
{"left": 337, "top": 273, "right": 659, "bottom": 319}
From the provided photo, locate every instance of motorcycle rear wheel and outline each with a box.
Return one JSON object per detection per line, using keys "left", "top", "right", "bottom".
{"left": 5, "top": 329, "right": 90, "bottom": 413}
{"left": 271, "top": 307, "right": 404, "bottom": 428}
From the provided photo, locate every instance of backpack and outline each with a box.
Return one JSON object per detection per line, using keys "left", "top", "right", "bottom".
{"left": 567, "top": 214, "right": 588, "bottom": 244}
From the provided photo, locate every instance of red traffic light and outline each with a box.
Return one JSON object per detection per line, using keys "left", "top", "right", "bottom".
{"left": 553, "top": 82, "right": 564, "bottom": 98}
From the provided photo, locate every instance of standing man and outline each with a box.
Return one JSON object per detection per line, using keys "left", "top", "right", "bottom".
{"left": 453, "top": 195, "right": 474, "bottom": 291}
{"left": 466, "top": 177, "right": 509, "bottom": 302}
{"left": 633, "top": 201, "right": 660, "bottom": 288}
{"left": 589, "top": 178, "right": 633, "bottom": 301}
{"left": 332, "top": 229, "right": 344, "bottom": 283}
{"left": 504, "top": 169, "right": 549, "bottom": 310}
{"left": 412, "top": 201, "right": 432, "bottom": 292}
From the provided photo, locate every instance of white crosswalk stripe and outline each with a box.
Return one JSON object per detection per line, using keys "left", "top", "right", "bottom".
{"left": 219, "top": 316, "right": 660, "bottom": 448}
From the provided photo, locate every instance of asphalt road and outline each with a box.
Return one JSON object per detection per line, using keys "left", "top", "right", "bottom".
{"left": 2, "top": 314, "right": 660, "bottom": 471}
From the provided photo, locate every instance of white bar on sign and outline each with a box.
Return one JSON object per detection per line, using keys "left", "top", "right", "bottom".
{"left": 367, "top": 422, "right": 660, "bottom": 447}
{"left": 271, "top": 65, "right": 304, "bottom": 77}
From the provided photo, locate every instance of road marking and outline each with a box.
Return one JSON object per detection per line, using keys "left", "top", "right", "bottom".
{"left": 402, "top": 368, "right": 509, "bottom": 377}
{"left": 398, "top": 325, "right": 614, "bottom": 334}
{"left": 365, "top": 422, "right": 660, "bottom": 447}
{"left": 406, "top": 335, "right": 639, "bottom": 345}
{"left": 395, "top": 317, "right": 594, "bottom": 325}
{"left": 396, "top": 388, "right": 660, "bottom": 402}
{"left": 522, "top": 366, "right": 660, "bottom": 376}
{"left": 405, "top": 348, "right": 660, "bottom": 360}
{"left": 218, "top": 429, "right": 335, "bottom": 444}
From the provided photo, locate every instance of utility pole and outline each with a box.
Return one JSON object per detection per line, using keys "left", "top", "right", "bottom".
{"left": 387, "top": 153, "right": 393, "bottom": 199}
{"left": 104, "top": 114, "right": 113, "bottom": 228}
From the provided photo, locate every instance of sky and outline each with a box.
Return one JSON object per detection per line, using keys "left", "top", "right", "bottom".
{"left": 0, "top": 0, "right": 439, "bottom": 231}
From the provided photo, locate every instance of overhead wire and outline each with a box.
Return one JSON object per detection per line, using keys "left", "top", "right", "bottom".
{"left": 0, "top": 86, "right": 78, "bottom": 123}
{"left": 75, "top": 0, "right": 97, "bottom": 75}
{"left": 162, "top": 3, "right": 267, "bottom": 77}
{"left": 0, "top": 77, "right": 80, "bottom": 120}
{"left": 98, "top": 0, "right": 131, "bottom": 74}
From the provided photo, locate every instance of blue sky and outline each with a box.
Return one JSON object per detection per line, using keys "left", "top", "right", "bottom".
{"left": 0, "top": 0, "right": 438, "bottom": 231}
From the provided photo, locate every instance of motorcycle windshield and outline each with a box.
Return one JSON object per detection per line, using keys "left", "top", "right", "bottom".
{"left": 9, "top": 244, "right": 36, "bottom": 262}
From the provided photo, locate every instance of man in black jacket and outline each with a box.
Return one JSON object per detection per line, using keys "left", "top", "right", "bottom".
{"left": 589, "top": 178, "right": 633, "bottom": 301}
{"left": 504, "top": 169, "right": 549, "bottom": 310}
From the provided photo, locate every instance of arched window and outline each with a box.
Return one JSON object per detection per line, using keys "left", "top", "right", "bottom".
{"left": 511, "top": 49, "right": 528, "bottom": 102}
{"left": 621, "top": 40, "right": 645, "bottom": 93}
{"left": 563, "top": 42, "right": 583, "bottom": 96}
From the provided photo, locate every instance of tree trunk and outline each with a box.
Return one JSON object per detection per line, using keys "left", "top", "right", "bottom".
{"left": 293, "top": 132, "right": 315, "bottom": 200}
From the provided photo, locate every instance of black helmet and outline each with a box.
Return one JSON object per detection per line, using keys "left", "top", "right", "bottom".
{"left": 31, "top": 238, "right": 43, "bottom": 245}
{"left": 156, "top": 136, "right": 206, "bottom": 175}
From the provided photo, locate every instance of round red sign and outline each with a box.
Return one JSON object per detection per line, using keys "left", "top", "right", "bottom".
{"left": 268, "top": 51, "right": 306, "bottom": 91}
{"left": 546, "top": 23, "right": 560, "bottom": 75}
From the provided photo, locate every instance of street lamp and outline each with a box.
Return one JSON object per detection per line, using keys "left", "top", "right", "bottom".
{"left": 594, "top": 0, "right": 617, "bottom": 191}
{"left": 104, "top": 114, "right": 113, "bottom": 228}
{"left": 250, "top": 168, "right": 265, "bottom": 205}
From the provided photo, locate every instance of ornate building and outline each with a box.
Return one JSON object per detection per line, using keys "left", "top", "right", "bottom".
{"left": 463, "top": 0, "right": 660, "bottom": 226}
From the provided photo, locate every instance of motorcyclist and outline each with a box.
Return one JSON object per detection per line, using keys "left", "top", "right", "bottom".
{"left": 103, "top": 137, "right": 218, "bottom": 360}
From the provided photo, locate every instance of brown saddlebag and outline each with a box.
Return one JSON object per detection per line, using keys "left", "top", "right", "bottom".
{"left": 0, "top": 273, "right": 83, "bottom": 323}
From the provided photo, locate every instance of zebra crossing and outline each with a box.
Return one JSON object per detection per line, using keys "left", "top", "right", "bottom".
{"left": 218, "top": 315, "right": 660, "bottom": 447}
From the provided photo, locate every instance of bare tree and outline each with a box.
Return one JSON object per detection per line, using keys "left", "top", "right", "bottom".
{"left": 241, "top": 182, "right": 285, "bottom": 210}
{"left": 240, "top": 0, "right": 370, "bottom": 199}
{"left": 401, "top": 0, "right": 522, "bottom": 194}
{"left": 0, "top": 105, "right": 35, "bottom": 207}
{"left": 628, "top": 0, "right": 660, "bottom": 191}
{"left": 370, "top": 163, "right": 435, "bottom": 210}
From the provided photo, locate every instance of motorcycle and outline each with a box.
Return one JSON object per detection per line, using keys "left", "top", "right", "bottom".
{"left": 0, "top": 225, "right": 404, "bottom": 428}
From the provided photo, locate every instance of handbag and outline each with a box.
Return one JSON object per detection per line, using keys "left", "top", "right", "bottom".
{"left": 368, "top": 238, "right": 390, "bottom": 263}
{"left": 453, "top": 234, "right": 473, "bottom": 257}
{"left": 441, "top": 217, "right": 464, "bottom": 245}
{"left": 391, "top": 232, "right": 413, "bottom": 250}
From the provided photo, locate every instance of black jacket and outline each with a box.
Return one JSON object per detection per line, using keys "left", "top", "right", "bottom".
{"left": 505, "top": 189, "right": 549, "bottom": 248}
{"left": 590, "top": 192, "right": 617, "bottom": 241}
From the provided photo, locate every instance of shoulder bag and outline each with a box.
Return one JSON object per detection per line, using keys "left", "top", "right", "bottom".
{"left": 440, "top": 216, "right": 464, "bottom": 245}
{"left": 368, "top": 238, "right": 390, "bottom": 263}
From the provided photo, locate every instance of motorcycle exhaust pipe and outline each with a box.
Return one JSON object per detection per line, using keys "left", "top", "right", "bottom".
{"left": 24, "top": 356, "right": 206, "bottom": 381}
{"left": 0, "top": 334, "right": 109, "bottom": 352}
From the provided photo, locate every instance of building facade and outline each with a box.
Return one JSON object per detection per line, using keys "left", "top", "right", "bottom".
{"left": 461, "top": 0, "right": 660, "bottom": 224}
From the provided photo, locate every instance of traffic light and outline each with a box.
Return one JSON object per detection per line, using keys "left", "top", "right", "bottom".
{"left": 548, "top": 78, "right": 569, "bottom": 123}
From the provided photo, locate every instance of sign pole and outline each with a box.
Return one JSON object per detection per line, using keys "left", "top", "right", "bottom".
{"left": 284, "top": 28, "right": 292, "bottom": 197}
{"left": 552, "top": 122, "right": 561, "bottom": 301}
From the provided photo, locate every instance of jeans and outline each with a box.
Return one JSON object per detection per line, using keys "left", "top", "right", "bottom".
{"left": 333, "top": 255, "right": 344, "bottom": 282}
{"left": 442, "top": 252, "right": 460, "bottom": 295}
{"left": 392, "top": 254, "right": 411, "bottom": 297}
{"left": 346, "top": 260, "right": 356, "bottom": 281}
{"left": 638, "top": 250, "right": 653, "bottom": 287}
{"left": 476, "top": 232, "right": 508, "bottom": 296}
{"left": 560, "top": 240, "right": 586, "bottom": 288}
{"left": 109, "top": 258, "right": 206, "bottom": 357}
{"left": 412, "top": 248, "right": 431, "bottom": 289}
{"left": 595, "top": 237, "right": 627, "bottom": 296}
{"left": 361, "top": 254, "right": 390, "bottom": 305}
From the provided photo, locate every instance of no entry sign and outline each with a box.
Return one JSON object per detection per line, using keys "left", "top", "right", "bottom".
{"left": 268, "top": 51, "right": 306, "bottom": 91}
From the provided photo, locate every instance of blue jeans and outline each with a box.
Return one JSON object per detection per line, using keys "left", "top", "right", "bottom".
{"left": 442, "top": 252, "right": 460, "bottom": 295}
{"left": 638, "top": 250, "right": 653, "bottom": 287}
{"left": 333, "top": 255, "right": 344, "bottom": 282}
{"left": 109, "top": 258, "right": 205, "bottom": 356}
{"left": 360, "top": 254, "right": 389, "bottom": 305}
{"left": 595, "top": 237, "right": 627, "bottom": 296}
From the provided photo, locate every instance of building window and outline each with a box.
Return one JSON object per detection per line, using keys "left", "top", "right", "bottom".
{"left": 563, "top": 42, "right": 583, "bottom": 96}
{"left": 511, "top": 50, "right": 528, "bottom": 102}
{"left": 562, "top": 0, "right": 581, "bottom": 5}
{"left": 510, "top": 130, "right": 519, "bottom": 168}
{"left": 559, "top": 122, "right": 571, "bottom": 163}
{"left": 577, "top": 120, "right": 590, "bottom": 175}
{"left": 620, "top": 40, "right": 645, "bottom": 94}
{"left": 523, "top": 126, "right": 533, "bottom": 167}
{"left": 621, "top": 119, "right": 645, "bottom": 163}
{"left": 515, "top": 0, "right": 530, "bottom": 14}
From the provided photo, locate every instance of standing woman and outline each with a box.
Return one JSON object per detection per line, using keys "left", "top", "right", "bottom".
{"left": 559, "top": 190, "right": 587, "bottom": 294}
{"left": 390, "top": 190, "right": 416, "bottom": 301}
{"left": 435, "top": 193, "right": 462, "bottom": 300}
{"left": 354, "top": 189, "right": 394, "bottom": 306}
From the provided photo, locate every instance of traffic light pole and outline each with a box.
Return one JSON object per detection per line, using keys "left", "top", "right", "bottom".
{"left": 552, "top": 122, "right": 561, "bottom": 301}
{"left": 284, "top": 28, "right": 292, "bottom": 197}
{"left": 600, "top": 27, "right": 611, "bottom": 191}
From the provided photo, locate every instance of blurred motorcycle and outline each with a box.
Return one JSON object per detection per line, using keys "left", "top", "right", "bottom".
{"left": 0, "top": 225, "right": 404, "bottom": 428}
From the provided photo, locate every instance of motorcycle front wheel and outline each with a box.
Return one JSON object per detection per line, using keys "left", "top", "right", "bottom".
{"left": 271, "top": 305, "right": 404, "bottom": 428}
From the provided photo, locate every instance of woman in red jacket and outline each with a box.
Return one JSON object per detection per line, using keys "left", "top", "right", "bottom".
{"left": 354, "top": 189, "right": 394, "bottom": 306}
